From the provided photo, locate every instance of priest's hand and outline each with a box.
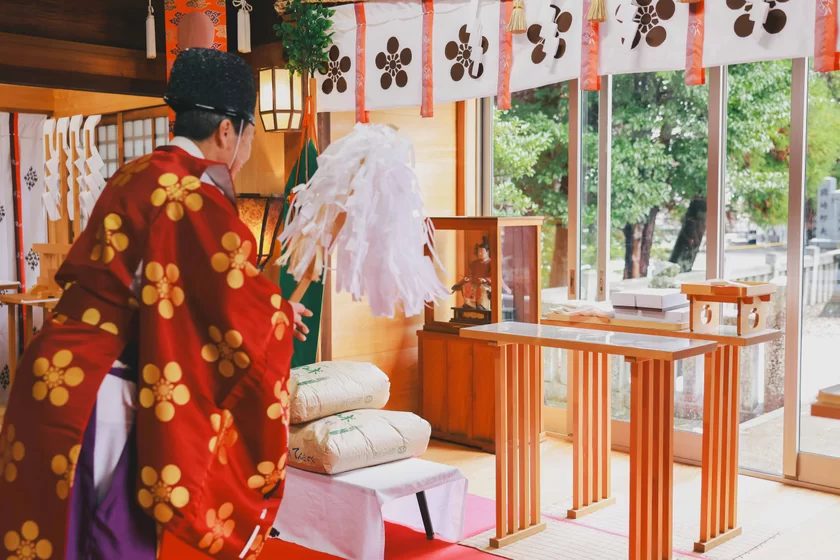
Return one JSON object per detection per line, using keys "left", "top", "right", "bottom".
{"left": 291, "top": 301, "right": 313, "bottom": 342}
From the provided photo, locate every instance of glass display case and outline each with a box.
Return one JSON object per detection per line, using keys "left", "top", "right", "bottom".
{"left": 424, "top": 216, "right": 544, "bottom": 333}
{"left": 419, "top": 216, "right": 544, "bottom": 451}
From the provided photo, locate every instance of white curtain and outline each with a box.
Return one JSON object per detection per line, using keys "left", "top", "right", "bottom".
{"left": 0, "top": 115, "right": 14, "bottom": 404}
{"left": 0, "top": 113, "right": 47, "bottom": 404}
{"left": 16, "top": 114, "right": 47, "bottom": 336}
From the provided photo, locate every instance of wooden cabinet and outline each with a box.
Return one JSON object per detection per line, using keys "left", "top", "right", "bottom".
{"left": 419, "top": 330, "right": 497, "bottom": 452}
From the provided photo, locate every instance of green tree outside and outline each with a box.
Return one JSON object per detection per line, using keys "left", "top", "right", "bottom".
{"left": 494, "top": 62, "right": 840, "bottom": 287}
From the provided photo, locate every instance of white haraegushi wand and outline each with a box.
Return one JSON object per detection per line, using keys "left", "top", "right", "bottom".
{"left": 279, "top": 123, "right": 449, "bottom": 319}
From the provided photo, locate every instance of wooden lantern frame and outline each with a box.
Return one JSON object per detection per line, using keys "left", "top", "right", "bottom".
{"left": 258, "top": 66, "right": 308, "bottom": 133}
{"left": 235, "top": 192, "right": 286, "bottom": 271}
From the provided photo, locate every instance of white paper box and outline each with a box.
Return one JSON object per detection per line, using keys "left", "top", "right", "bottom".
{"left": 599, "top": 0, "right": 690, "bottom": 76}
{"left": 434, "top": 0, "right": 500, "bottom": 104}
{"left": 316, "top": 6, "right": 357, "bottom": 113}
{"left": 509, "top": 0, "right": 582, "bottom": 93}
{"left": 703, "top": 0, "right": 816, "bottom": 68}
{"left": 611, "top": 291, "right": 637, "bottom": 308}
{"left": 364, "top": 2, "right": 424, "bottom": 111}
{"left": 634, "top": 288, "right": 688, "bottom": 310}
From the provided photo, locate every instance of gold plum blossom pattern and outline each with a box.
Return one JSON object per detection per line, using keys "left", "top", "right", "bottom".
{"left": 0, "top": 424, "right": 25, "bottom": 483}
{"left": 3, "top": 521, "right": 53, "bottom": 560}
{"left": 247, "top": 454, "right": 287, "bottom": 494}
{"left": 245, "top": 529, "right": 271, "bottom": 560}
{"left": 81, "top": 308, "right": 119, "bottom": 336}
{"left": 266, "top": 380, "right": 290, "bottom": 423}
{"left": 141, "top": 262, "right": 185, "bottom": 320}
{"left": 139, "top": 363, "right": 191, "bottom": 422}
{"left": 151, "top": 172, "right": 203, "bottom": 221}
{"left": 111, "top": 154, "right": 152, "bottom": 188}
{"left": 138, "top": 464, "right": 190, "bottom": 524}
{"left": 208, "top": 411, "right": 238, "bottom": 465}
{"left": 32, "top": 350, "right": 85, "bottom": 407}
{"left": 198, "top": 502, "right": 235, "bottom": 555}
{"left": 201, "top": 327, "right": 250, "bottom": 378}
{"left": 90, "top": 213, "right": 130, "bottom": 265}
{"left": 270, "top": 295, "right": 290, "bottom": 341}
{"left": 211, "top": 232, "right": 259, "bottom": 289}
{"left": 51, "top": 444, "right": 81, "bottom": 500}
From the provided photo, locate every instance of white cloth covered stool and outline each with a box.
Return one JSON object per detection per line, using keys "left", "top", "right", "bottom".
{"left": 271, "top": 458, "right": 468, "bottom": 560}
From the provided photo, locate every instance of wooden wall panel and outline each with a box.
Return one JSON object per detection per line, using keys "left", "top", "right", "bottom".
{"left": 53, "top": 90, "right": 163, "bottom": 118}
{"left": 420, "top": 336, "right": 448, "bottom": 432}
{"left": 0, "top": 33, "right": 165, "bottom": 96}
{"left": 0, "top": 0, "right": 165, "bottom": 51}
{"left": 0, "top": 85, "right": 54, "bottom": 114}
{"left": 472, "top": 342, "right": 498, "bottom": 445}
{"left": 446, "top": 338, "right": 474, "bottom": 438}
{"left": 327, "top": 104, "right": 458, "bottom": 415}
{"left": 235, "top": 121, "right": 288, "bottom": 196}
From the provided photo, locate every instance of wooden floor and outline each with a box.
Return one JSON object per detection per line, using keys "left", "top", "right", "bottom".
{"left": 422, "top": 438, "right": 840, "bottom": 560}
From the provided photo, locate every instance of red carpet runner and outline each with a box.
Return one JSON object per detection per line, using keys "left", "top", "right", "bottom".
{"left": 161, "top": 494, "right": 496, "bottom": 559}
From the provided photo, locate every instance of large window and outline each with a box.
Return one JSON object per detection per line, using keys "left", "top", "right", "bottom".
{"left": 799, "top": 65, "right": 840, "bottom": 461}
{"left": 97, "top": 107, "right": 169, "bottom": 179}
{"left": 724, "top": 60, "right": 792, "bottom": 476}
{"left": 609, "top": 71, "right": 709, "bottom": 428}
{"left": 492, "top": 83, "right": 573, "bottom": 411}
{"left": 487, "top": 58, "right": 840, "bottom": 488}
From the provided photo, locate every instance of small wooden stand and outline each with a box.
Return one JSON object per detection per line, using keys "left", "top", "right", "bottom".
{"left": 812, "top": 384, "right": 840, "bottom": 420}
{"left": 682, "top": 282, "right": 776, "bottom": 336}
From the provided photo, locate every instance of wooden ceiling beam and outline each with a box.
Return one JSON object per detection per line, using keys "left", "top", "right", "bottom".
{"left": 0, "top": 32, "right": 165, "bottom": 96}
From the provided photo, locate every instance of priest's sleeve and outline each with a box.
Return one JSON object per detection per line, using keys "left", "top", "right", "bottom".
{"left": 132, "top": 170, "right": 293, "bottom": 559}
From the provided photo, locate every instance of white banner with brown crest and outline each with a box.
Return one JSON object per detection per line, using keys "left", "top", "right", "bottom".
{"left": 315, "top": 5, "right": 357, "bottom": 113}
{"left": 703, "top": 0, "right": 816, "bottom": 68}
{"left": 599, "top": 0, "right": 689, "bottom": 76}
{"left": 364, "top": 1, "right": 424, "bottom": 111}
{"left": 510, "top": 0, "right": 582, "bottom": 93}
{"left": 434, "top": 0, "right": 501, "bottom": 104}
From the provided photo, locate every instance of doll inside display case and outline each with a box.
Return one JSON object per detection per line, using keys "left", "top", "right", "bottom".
{"left": 450, "top": 236, "right": 513, "bottom": 324}
{"left": 422, "top": 217, "right": 541, "bottom": 334}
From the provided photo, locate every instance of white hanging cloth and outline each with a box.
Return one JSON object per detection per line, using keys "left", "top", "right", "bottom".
{"left": 42, "top": 119, "right": 60, "bottom": 222}
{"left": 279, "top": 123, "right": 449, "bottom": 319}
{"left": 235, "top": 0, "right": 253, "bottom": 54}
{"left": 146, "top": 0, "right": 156, "bottom": 60}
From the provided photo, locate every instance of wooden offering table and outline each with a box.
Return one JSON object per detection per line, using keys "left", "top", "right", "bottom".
{"left": 461, "top": 322, "right": 715, "bottom": 559}
{"left": 1, "top": 292, "right": 60, "bottom": 389}
{"left": 544, "top": 317, "right": 781, "bottom": 553}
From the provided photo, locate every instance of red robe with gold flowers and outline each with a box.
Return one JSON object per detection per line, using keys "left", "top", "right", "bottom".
{"left": 0, "top": 146, "right": 293, "bottom": 559}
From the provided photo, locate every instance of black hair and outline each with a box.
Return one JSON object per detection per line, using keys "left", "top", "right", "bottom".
{"left": 172, "top": 110, "right": 245, "bottom": 141}
{"left": 474, "top": 236, "right": 491, "bottom": 256}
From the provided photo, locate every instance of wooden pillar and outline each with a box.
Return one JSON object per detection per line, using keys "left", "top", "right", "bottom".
{"left": 491, "top": 342, "right": 546, "bottom": 548}
{"left": 629, "top": 358, "right": 674, "bottom": 560}
{"left": 568, "top": 349, "right": 615, "bottom": 519}
{"left": 695, "top": 345, "right": 743, "bottom": 552}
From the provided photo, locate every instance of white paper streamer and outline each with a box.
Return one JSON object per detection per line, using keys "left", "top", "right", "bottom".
{"left": 42, "top": 119, "right": 61, "bottom": 222}
{"left": 279, "top": 123, "right": 449, "bottom": 318}
{"left": 539, "top": 0, "right": 562, "bottom": 67}
{"left": 466, "top": 0, "right": 484, "bottom": 67}
{"left": 618, "top": 1, "right": 640, "bottom": 52}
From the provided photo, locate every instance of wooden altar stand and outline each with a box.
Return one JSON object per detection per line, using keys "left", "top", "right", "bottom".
{"left": 543, "top": 315, "right": 781, "bottom": 554}
{"left": 461, "top": 322, "right": 715, "bottom": 559}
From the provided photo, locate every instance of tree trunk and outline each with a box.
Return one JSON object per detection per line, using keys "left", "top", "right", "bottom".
{"left": 639, "top": 207, "right": 659, "bottom": 278}
{"left": 623, "top": 223, "right": 642, "bottom": 279}
{"left": 549, "top": 224, "right": 569, "bottom": 288}
{"left": 670, "top": 198, "right": 707, "bottom": 273}
{"left": 623, "top": 207, "right": 659, "bottom": 280}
